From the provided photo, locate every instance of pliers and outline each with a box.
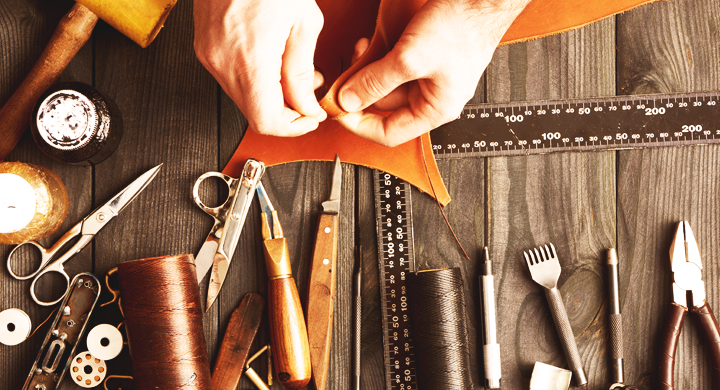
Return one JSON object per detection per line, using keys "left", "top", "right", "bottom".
{"left": 658, "top": 221, "right": 720, "bottom": 390}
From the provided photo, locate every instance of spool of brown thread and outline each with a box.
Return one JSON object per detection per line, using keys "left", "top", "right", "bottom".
{"left": 117, "top": 254, "right": 212, "bottom": 389}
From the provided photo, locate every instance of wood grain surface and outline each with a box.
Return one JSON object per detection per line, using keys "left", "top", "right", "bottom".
{"left": 1, "top": 0, "right": 719, "bottom": 389}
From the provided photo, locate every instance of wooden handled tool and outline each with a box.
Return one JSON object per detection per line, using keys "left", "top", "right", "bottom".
{"left": 211, "top": 293, "right": 265, "bottom": 390}
{"left": 306, "top": 156, "right": 342, "bottom": 390}
{"left": 0, "top": 0, "right": 176, "bottom": 161}
{"left": 257, "top": 183, "right": 312, "bottom": 389}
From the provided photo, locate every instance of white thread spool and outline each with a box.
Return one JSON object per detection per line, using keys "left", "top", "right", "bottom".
{"left": 0, "top": 308, "right": 31, "bottom": 346}
{"left": 87, "top": 324, "right": 123, "bottom": 360}
{"left": 70, "top": 351, "right": 107, "bottom": 388}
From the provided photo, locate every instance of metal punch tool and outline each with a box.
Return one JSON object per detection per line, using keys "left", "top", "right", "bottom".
{"left": 193, "top": 159, "right": 265, "bottom": 310}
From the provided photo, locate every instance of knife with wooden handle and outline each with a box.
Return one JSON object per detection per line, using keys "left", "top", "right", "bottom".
{"left": 306, "top": 155, "right": 342, "bottom": 390}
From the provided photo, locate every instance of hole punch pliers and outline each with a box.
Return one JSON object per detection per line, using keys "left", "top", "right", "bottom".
{"left": 657, "top": 221, "right": 720, "bottom": 389}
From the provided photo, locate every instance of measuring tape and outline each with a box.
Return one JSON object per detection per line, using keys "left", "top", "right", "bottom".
{"left": 431, "top": 91, "right": 720, "bottom": 158}
{"left": 374, "top": 170, "right": 418, "bottom": 390}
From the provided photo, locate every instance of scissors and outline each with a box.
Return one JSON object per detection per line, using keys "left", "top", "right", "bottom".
{"left": 7, "top": 164, "right": 162, "bottom": 306}
{"left": 193, "top": 159, "right": 264, "bottom": 310}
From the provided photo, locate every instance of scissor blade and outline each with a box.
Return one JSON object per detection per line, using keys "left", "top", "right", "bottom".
{"left": 81, "top": 164, "right": 162, "bottom": 236}
{"left": 206, "top": 251, "right": 229, "bottom": 310}
{"left": 106, "top": 164, "right": 163, "bottom": 216}
{"left": 322, "top": 155, "right": 342, "bottom": 213}
{"left": 196, "top": 237, "right": 219, "bottom": 283}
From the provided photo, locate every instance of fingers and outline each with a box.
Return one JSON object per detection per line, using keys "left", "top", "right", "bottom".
{"left": 338, "top": 50, "right": 417, "bottom": 113}
{"left": 313, "top": 70, "right": 324, "bottom": 90}
{"left": 281, "top": 4, "right": 326, "bottom": 120}
{"left": 339, "top": 78, "right": 469, "bottom": 147}
{"left": 351, "top": 38, "right": 370, "bottom": 64}
{"left": 337, "top": 106, "right": 431, "bottom": 148}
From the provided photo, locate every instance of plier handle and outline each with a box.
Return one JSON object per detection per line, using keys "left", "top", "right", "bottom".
{"left": 658, "top": 221, "right": 720, "bottom": 389}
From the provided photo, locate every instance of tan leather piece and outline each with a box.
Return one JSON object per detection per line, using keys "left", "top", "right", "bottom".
{"left": 224, "top": 110, "right": 450, "bottom": 205}
{"left": 224, "top": 0, "right": 656, "bottom": 205}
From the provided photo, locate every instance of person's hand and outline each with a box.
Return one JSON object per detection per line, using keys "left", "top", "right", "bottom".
{"left": 337, "top": 0, "right": 530, "bottom": 147}
{"left": 193, "top": 0, "right": 327, "bottom": 136}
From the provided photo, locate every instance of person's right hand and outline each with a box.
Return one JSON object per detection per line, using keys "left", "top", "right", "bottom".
{"left": 193, "top": 0, "right": 327, "bottom": 136}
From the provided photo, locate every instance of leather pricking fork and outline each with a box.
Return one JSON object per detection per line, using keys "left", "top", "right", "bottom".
{"left": 524, "top": 243, "right": 587, "bottom": 386}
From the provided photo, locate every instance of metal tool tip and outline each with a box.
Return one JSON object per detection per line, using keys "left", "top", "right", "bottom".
{"left": 607, "top": 248, "right": 618, "bottom": 265}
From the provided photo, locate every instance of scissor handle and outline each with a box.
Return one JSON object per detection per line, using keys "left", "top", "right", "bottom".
{"left": 7, "top": 222, "right": 84, "bottom": 280}
{"left": 7, "top": 241, "right": 54, "bottom": 280}
{"left": 193, "top": 171, "right": 235, "bottom": 218}
{"left": 29, "top": 264, "right": 71, "bottom": 306}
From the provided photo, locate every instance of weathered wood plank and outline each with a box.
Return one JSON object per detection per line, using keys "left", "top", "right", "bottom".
{"left": 0, "top": 1, "right": 93, "bottom": 388}
{"left": 411, "top": 157, "right": 486, "bottom": 387}
{"left": 617, "top": 0, "right": 720, "bottom": 389}
{"left": 486, "top": 17, "right": 617, "bottom": 389}
{"left": 89, "top": 0, "right": 219, "bottom": 386}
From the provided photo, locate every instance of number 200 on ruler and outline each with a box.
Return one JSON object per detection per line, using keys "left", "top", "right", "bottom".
{"left": 374, "top": 170, "right": 418, "bottom": 390}
{"left": 430, "top": 91, "right": 720, "bottom": 158}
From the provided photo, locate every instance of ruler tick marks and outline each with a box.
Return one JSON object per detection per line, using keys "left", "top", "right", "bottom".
{"left": 431, "top": 91, "right": 720, "bottom": 158}
{"left": 374, "top": 171, "right": 418, "bottom": 390}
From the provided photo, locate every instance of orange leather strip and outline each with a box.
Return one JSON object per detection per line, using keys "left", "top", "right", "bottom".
{"left": 503, "top": 0, "right": 656, "bottom": 45}
{"left": 224, "top": 0, "right": 655, "bottom": 205}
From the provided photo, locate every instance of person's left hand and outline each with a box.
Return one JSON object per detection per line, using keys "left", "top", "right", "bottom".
{"left": 336, "top": 0, "right": 530, "bottom": 147}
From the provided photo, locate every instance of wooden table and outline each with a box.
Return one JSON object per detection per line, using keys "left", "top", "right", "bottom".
{"left": 1, "top": 0, "right": 719, "bottom": 389}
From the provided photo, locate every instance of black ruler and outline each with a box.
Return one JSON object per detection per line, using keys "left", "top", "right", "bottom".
{"left": 430, "top": 91, "right": 720, "bottom": 158}
{"left": 373, "top": 170, "right": 418, "bottom": 390}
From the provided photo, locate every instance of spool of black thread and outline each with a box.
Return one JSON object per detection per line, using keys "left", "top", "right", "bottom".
{"left": 407, "top": 267, "right": 474, "bottom": 390}
{"left": 31, "top": 81, "right": 123, "bottom": 165}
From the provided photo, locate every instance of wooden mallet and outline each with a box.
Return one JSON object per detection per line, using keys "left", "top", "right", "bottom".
{"left": 0, "top": 0, "right": 177, "bottom": 161}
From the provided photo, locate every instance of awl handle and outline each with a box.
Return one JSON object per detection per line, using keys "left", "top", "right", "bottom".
{"left": 306, "top": 212, "right": 339, "bottom": 390}
{"left": 0, "top": 4, "right": 98, "bottom": 161}
{"left": 263, "top": 238, "right": 311, "bottom": 389}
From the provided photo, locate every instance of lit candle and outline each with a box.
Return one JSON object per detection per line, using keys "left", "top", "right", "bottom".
{"left": 0, "top": 162, "right": 68, "bottom": 244}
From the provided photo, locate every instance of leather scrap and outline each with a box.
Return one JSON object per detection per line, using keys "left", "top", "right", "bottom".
{"left": 224, "top": 0, "right": 656, "bottom": 205}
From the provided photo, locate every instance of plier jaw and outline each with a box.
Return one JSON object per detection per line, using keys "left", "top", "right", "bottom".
{"left": 669, "top": 221, "right": 706, "bottom": 309}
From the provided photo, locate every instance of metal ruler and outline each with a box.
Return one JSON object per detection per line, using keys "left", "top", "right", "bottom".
{"left": 373, "top": 170, "right": 418, "bottom": 390}
{"left": 430, "top": 91, "right": 720, "bottom": 158}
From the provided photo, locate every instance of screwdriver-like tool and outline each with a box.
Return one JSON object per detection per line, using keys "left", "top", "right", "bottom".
{"left": 257, "top": 183, "right": 311, "bottom": 389}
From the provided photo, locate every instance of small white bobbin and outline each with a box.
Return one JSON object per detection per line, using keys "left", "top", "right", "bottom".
{"left": 70, "top": 351, "right": 107, "bottom": 388}
{"left": 0, "top": 308, "right": 31, "bottom": 346}
{"left": 87, "top": 324, "right": 123, "bottom": 360}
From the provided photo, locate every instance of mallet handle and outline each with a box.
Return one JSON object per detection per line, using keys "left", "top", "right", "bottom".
{"left": 0, "top": 3, "right": 98, "bottom": 161}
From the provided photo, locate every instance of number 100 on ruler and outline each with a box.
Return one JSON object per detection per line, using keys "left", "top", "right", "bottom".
{"left": 374, "top": 170, "right": 418, "bottom": 390}
{"left": 430, "top": 91, "right": 720, "bottom": 158}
